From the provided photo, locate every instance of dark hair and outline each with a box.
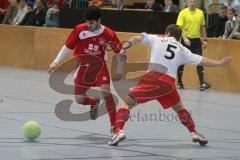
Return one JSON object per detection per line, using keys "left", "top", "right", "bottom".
{"left": 83, "top": 6, "right": 102, "bottom": 21}
{"left": 27, "top": 3, "right": 33, "bottom": 9}
{"left": 165, "top": 24, "right": 182, "bottom": 41}
{"left": 18, "top": 0, "right": 27, "bottom": 3}
{"left": 219, "top": 5, "right": 227, "bottom": 11}
{"left": 52, "top": 1, "right": 60, "bottom": 7}
{"left": 227, "top": 7, "right": 235, "bottom": 14}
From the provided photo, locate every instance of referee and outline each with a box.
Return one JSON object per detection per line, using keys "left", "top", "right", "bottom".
{"left": 176, "top": 0, "right": 211, "bottom": 91}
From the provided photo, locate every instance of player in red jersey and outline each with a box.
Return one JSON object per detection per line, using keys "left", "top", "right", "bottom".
{"left": 108, "top": 24, "right": 233, "bottom": 146}
{"left": 49, "top": 7, "right": 122, "bottom": 134}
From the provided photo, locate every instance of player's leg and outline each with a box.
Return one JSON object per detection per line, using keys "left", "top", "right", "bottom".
{"left": 74, "top": 85, "right": 100, "bottom": 120}
{"left": 171, "top": 102, "right": 208, "bottom": 145}
{"left": 100, "top": 84, "right": 117, "bottom": 133}
{"left": 177, "top": 65, "right": 185, "bottom": 89}
{"left": 109, "top": 72, "right": 174, "bottom": 146}
{"left": 108, "top": 95, "right": 136, "bottom": 146}
{"left": 156, "top": 74, "right": 208, "bottom": 145}
{"left": 177, "top": 38, "right": 190, "bottom": 89}
{"left": 191, "top": 39, "right": 211, "bottom": 91}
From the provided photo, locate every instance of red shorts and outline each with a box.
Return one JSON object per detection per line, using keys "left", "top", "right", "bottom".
{"left": 74, "top": 65, "right": 110, "bottom": 95}
{"left": 128, "top": 72, "right": 180, "bottom": 109}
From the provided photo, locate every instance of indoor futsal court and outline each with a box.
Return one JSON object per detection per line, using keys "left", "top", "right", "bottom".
{"left": 0, "top": 67, "right": 240, "bottom": 159}
{"left": 1, "top": 0, "right": 240, "bottom": 159}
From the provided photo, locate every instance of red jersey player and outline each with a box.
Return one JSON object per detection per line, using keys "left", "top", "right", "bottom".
{"left": 48, "top": 7, "right": 122, "bottom": 134}
{"left": 108, "top": 24, "right": 233, "bottom": 146}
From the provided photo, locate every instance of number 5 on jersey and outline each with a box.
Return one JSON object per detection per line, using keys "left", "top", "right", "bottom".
{"left": 165, "top": 44, "right": 177, "bottom": 60}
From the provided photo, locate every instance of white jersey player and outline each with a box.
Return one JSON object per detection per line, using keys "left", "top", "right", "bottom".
{"left": 108, "top": 24, "right": 233, "bottom": 146}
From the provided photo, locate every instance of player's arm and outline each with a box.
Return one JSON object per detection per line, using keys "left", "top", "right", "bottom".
{"left": 176, "top": 11, "right": 191, "bottom": 46}
{"left": 119, "top": 35, "right": 144, "bottom": 59}
{"left": 48, "top": 45, "right": 72, "bottom": 74}
{"left": 199, "top": 56, "right": 233, "bottom": 67}
{"left": 200, "top": 11, "right": 208, "bottom": 48}
{"left": 112, "top": 35, "right": 144, "bottom": 81}
{"left": 200, "top": 25, "right": 208, "bottom": 48}
{"left": 48, "top": 27, "right": 79, "bottom": 74}
{"left": 182, "top": 46, "right": 233, "bottom": 67}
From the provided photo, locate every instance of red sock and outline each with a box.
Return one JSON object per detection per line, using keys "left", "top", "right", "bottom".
{"left": 104, "top": 95, "right": 116, "bottom": 127}
{"left": 177, "top": 108, "right": 197, "bottom": 133}
{"left": 115, "top": 108, "right": 130, "bottom": 132}
{"left": 82, "top": 96, "right": 98, "bottom": 106}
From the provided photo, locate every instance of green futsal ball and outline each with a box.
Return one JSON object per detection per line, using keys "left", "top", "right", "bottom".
{"left": 22, "top": 121, "right": 41, "bottom": 140}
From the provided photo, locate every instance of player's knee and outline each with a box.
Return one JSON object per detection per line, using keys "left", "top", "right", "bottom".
{"left": 102, "top": 91, "right": 112, "bottom": 98}
{"left": 172, "top": 102, "right": 184, "bottom": 112}
{"left": 124, "top": 96, "right": 138, "bottom": 107}
{"left": 75, "top": 95, "right": 84, "bottom": 104}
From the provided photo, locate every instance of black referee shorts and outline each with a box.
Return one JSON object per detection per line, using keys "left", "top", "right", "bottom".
{"left": 182, "top": 38, "right": 202, "bottom": 56}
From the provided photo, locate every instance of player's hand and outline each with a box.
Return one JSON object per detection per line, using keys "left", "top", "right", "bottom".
{"left": 119, "top": 50, "right": 127, "bottom": 61}
{"left": 48, "top": 62, "right": 58, "bottom": 74}
{"left": 202, "top": 40, "right": 207, "bottom": 49}
{"left": 112, "top": 73, "right": 122, "bottom": 81}
{"left": 220, "top": 56, "right": 233, "bottom": 66}
{"left": 183, "top": 38, "right": 191, "bottom": 47}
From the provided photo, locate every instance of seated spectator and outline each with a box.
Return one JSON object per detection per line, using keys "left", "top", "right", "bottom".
{"left": 0, "top": 0, "right": 10, "bottom": 23}
{"left": 224, "top": 0, "right": 240, "bottom": 16}
{"left": 223, "top": 8, "right": 238, "bottom": 39}
{"left": 89, "top": 0, "right": 103, "bottom": 7}
{"left": 44, "top": 1, "right": 59, "bottom": 27}
{"left": 1, "top": 0, "right": 18, "bottom": 24}
{"left": 145, "top": 0, "right": 162, "bottom": 11}
{"left": 161, "top": 0, "right": 179, "bottom": 13}
{"left": 12, "top": 0, "right": 27, "bottom": 25}
{"left": 231, "top": 15, "right": 240, "bottom": 39}
{"left": 207, "top": 5, "right": 228, "bottom": 38}
{"left": 19, "top": 3, "right": 35, "bottom": 25}
{"left": 27, "top": 0, "right": 35, "bottom": 6}
{"left": 114, "top": 0, "right": 125, "bottom": 10}
{"left": 47, "top": 0, "right": 68, "bottom": 8}
{"left": 34, "top": 0, "right": 47, "bottom": 26}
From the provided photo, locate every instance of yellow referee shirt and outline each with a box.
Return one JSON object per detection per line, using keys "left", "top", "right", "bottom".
{"left": 176, "top": 8, "right": 205, "bottom": 39}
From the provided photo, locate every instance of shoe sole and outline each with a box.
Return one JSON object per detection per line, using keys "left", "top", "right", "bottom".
{"left": 192, "top": 138, "right": 208, "bottom": 146}
{"left": 200, "top": 85, "right": 212, "bottom": 91}
{"left": 109, "top": 134, "right": 126, "bottom": 146}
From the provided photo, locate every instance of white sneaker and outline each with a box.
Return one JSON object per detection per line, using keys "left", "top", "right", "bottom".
{"left": 191, "top": 132, "right": 208, "bottom": 145}
{"left": 108, "top": 130, "right": 126, "bottom": 146}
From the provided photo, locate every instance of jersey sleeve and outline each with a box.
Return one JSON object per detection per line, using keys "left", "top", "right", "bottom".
{"left": 201, "top": 10, "right": 206, "bottom": 26}
{"left": 64, "top": 26, "right": 80, "bottom": 50}
{"left": 180, "top": 46, "right": 203, "bottom": 65}
{"left": 140, "top": 32, "right": 158, "bottom": 46}
{"left": 109, "top": 31, "right": 122, "bottom": 54}
{"left": 176, "top": 11, "right": 184, "bottom": 27}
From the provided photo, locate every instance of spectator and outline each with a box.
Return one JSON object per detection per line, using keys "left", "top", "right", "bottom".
{"left": 224, "top": 0, "right": 240, "bottom": 15}
{"left": 161, "top": 0, "right": 179, "bottom": 12}
{"left": 12, "top": 0, "right": 27, "bottom": 25}
{"left": 145, "top": 0, "right": 162, "bottom": 11}
{"left": 27, "top": 0, "right": 35, "bottom": 6}
{"left": 176, "top": 0, "right": 211, "bottom": 91}
{"left": 48, "top": 0, "right": 68, "bottom": 8}
{"left": 33, "top": 0, "right": 47, "bottom": 26}
{"left": 223, "top": 7, "right": 238, "bottom": 39}
{"left": 207, "top": 5, "right": 228, "bottom": 38}
{"left": 44, "top": 1, "right": 59, "bottom": 27}
{"left": 89, "top": 0, "right": 103, "bottom": 7}
{"left": 114, "top": 0, "right": 125, "bottom": 10}
{"left": 231, "top": 15, "right": 240, "bottom": 39}
{"left": 1, "top": 0, "right": 18, "bottom": 24}
{"left": 19, "top": 3, "right": 35, "bottom": 25}
{"left": 0, "top": 0, "right": 10, "bottom": 23}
